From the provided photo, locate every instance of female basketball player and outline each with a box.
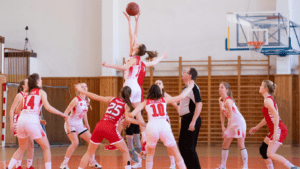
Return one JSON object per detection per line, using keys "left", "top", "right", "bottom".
{"left": 249, "top": 80, "right": 299, "bottom": 169}
{"left": 7, "top": 73, "right": 68, "bottom": 169}
{"left": 9, "top": 79, "right": 43, "bottom": 169}
{"left": 60, "top": 83, "right": 101, "bottom": 169}
{"left": 75, "top": 85, "right": 146, "bottom": 169}
{"left": 102, "top": 11, "right": 167, "bottom": 163}
{"left": 155, "top": 80, "right": 179, "bottom": 169}
{"left": 217, "top": 82, "right": 248, "bottom": 169}
{"left": 128, "top": 81, "right": 195, "bottom": 169}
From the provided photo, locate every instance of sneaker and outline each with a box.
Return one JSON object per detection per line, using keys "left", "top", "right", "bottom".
{"left": 131, "top": 157, "right": 142, "bottom": 168}
{"left": 170, "top": 163, "right": 176, "bottom": 169}
{"left": 26, "top": 167, "right": 34, "bottom": 169}
{"left": 129, "top": 150, "right": 139, "bottom": 163}
{"left": 89, "top": 160, "right": 102, "bottom": 169}
{"left": 16, "top": 167, "right": 23, "bottom": 169}
{"left": 290, "top": 166, "right": 300, "bottom": 169}
{"left": 216, "top": 166, "right": 226, "bottom": 169}
{"left": 242, "top": 167, "right": 248, "bottom": 169}
{"left": 104, "top": 144, "right": 117, "bottom": 150}
{"left": 59, "top": 162, "right": 69, "bottom": 169}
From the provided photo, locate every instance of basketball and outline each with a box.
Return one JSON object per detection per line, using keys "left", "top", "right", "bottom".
{"left": 126, "top": 2, "right": 139, "bottom": 16}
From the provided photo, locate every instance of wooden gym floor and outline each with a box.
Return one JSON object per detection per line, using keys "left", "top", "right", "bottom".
{"left": 1, "top": 143, "right": 299, "bottom": 169}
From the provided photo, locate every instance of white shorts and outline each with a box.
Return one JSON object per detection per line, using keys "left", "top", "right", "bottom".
{"left": 146, "top": 119, "right": 176, "bottom": 148}
{"left": 17, "top": 121, "right": 46, "bottom": 139}
{"left": 64, "top": 122, "right": 87, "bottom": 135}
{"left": 124, "top": 79, "right": 142, "bottom": 103}
{"left": 223, "top": 122, "right": 246, "bottom": 138}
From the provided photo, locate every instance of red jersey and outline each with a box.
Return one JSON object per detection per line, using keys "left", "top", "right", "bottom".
{"left": 102, "top": 98, "right": 126, "bottom": 125}
{"left": 262, "top": 96, "right": 286, "bottom": 133}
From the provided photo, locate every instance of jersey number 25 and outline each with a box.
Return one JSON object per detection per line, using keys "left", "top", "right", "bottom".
{"left": 106, "top": 102, "right": 122, "bottom": 116}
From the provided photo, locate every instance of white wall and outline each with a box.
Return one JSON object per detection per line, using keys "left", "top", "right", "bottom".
{"left": 0, "top": 0, "right": 102, "bottom": 77}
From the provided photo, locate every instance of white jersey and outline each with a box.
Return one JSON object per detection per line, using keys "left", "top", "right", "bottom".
{"left": 69, "top": 95, "right": 88, "bottom": 124}
{"left": 18, "top": 88, "right": 43, "bottom": 124}
{"left": 145, "top": 98, "right": 168, "bottom": 122}
{"left": 124, "top": 56, "right": 146, "bottom": 80}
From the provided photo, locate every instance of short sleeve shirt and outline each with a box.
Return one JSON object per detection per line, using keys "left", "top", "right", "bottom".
{"left": 179, "top": 84, "right": 202, "bottom": 116}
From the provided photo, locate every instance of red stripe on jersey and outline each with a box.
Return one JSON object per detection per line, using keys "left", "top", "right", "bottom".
{"left": 77, "top": 95, "right": 82, "bottom": 101}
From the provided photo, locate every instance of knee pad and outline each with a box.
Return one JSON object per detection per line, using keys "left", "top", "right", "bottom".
{"left": 126, "top": 124, "right": 135, "bottom": 135}
{"left": 259, "top": 142, "right": 268, "bottom": 159}
{"left": 133, "top": 124, "right": 140, "bottom": 134}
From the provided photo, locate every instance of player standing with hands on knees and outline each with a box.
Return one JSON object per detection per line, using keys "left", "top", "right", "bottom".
{"left": 249, "top": 80, "right": 299, "bottom": 169}
{"left": 217, "top": 82, "right": 248, "bottom": 169}
{"left": 102, "top": 10, "right": 167, "bottom": 164}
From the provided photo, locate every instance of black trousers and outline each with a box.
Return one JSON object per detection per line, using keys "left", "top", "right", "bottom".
{"left": 178, "top": 113, "right": 202, "bottom": 169}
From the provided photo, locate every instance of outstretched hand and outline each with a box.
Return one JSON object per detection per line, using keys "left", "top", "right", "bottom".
{"left": 162, "top": 51, "right": 168, "bottom": 59}
{"left": 74, "top": 83, "right": 83, "bottom": 93}
{"left": 102, "top": 61, "right": 109, "bottom": 68}
{"left": 135, "top": 11, "right": 141, "bottom": 22}
{"left": 123, "top": 12, "right": 130, "bottom": 21}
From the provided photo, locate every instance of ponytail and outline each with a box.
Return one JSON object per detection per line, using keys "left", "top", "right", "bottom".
{"left": 17, "top": 79, "right": 26, "bottom": 93}
{"left": 28, "top": 73, "right": 41, "bottom": 94}
{"left": 121, "top": 86, "right": 134, "bottom": 112}
{"left": 220, "top": 82, "right": 235, "bottom": 102}
{"left": 263, "top": 80, "right": 277, "bottom": 96}
{"left": 145, "top": 51, "right": 158, "bottom": 61}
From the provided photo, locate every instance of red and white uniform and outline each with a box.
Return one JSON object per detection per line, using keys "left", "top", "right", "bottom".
{"left": 222, "top": 97, "right": 246, "bottom": 138}
{"left": 263, "top": 96, "right": 288, "bottom": 144}
{"left": 64, "top": 96, "right": 88, "bottom": 135}
{"left": 17, "top": 88, "right": 45, "bottom": 139}
{"left": 90, "top": 98, "right": 126, "bottom": 145}
{"left": 145, "top": 98, "right": 176, "bottom": 148}
{"left": 123, "top": 56, "right": 146, "bottom": 103}
{"left": 13, "top": 92, "right": 25, "bottom": 136}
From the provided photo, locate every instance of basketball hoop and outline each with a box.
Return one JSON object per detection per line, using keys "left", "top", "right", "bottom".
{"left": 247, "top": 41, "right": 265, "bottom": 60}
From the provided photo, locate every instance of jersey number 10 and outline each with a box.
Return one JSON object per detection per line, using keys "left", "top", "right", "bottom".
{"left": 150, "top": 103, "right": 165, "bottom": 117}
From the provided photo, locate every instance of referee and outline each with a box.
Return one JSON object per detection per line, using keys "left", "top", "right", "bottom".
{"left": 178, "top": 68, "right": 202, "bottom": 169}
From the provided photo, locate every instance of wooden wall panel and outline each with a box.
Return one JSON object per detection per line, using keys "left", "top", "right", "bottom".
{"left": 292, "top": 75, "right": 299, "bottom": 144}
{"left": 274, "top": 75, "right": 293, "bottom": 144}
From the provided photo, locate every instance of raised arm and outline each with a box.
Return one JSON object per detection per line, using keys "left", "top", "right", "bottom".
{"left": 165, "top": 81, "right": 195, "bottom": 103}
{"left": 9, "top": 94, "right": 23, "bottom": 132}
{"left": 123, "top": 12, "right": 134, "bottom": 56}
{"left": 75, "top": 84, "right": 113, "bottom": 103}
{"left": 40, "top": 90, "right": 68, "bottom": 118}
{"left": 144, "top": 52, "right": 167, "bottom": 67}
{"left": 132, "top": 11, "right": 141, "bottom": 47}
{"left": 102, "top": 57, "right": 136, "bottom": 71}
{"left": 128, "top": 101, "right": 146, "bottom": 118}
{"left": 165, "top": 92, "right": 179, "bottom": 112}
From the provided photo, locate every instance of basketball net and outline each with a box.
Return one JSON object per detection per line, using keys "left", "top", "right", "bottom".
{"left": 247, "top": 41, "right": 265, "bottom": 60}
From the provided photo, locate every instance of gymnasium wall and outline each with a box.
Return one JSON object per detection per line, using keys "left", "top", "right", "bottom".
{"left": 0, "top": 0, "right": 102, "bottom": 77}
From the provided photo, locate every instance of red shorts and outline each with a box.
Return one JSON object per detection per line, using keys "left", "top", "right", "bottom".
{"left": 266, "top": 123, "right": 288, "bottom": 144}
{"left": 90, "top": 120, "right": 123, "bottom": 145}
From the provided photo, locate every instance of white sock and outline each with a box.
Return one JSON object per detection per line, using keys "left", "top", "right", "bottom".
{"left": 27, "top": 159, "right": 33, "bottom": 168}
{"left": 16, "top": 160, "right": 22, "bottom": 167}
{"left": 63, "top": 157, "right": 69, "bottom": 165}
{"left": 141, "top": 132, "right": 146, "bottom": 143}
{"left": 176, "top": 160, "right": 186, "bottom": 169}
{"left": 125, "top": 165, "right": 131, "bottom": 169}
{"left": 284, "top": 161, "right": 293, "bottom": 168}
{"left": 8, "top": 158, "right": 18, "bottom": 169}
{"left": 221, "top": 149, "right": 229, "bottom": 167}
{"left": 169, "top": 156, "right": 175, "bottom": 164}
{"left": 240, "top": 148, "right": 248, "bottom": 168}
{"left": 89, "top": 154, "right": 95, "bottom": 164}
{"left": 45, "top": 162, "right": 51, "bottom": 169}
{"left": 267, "top": 163, "right": 274, "bottom": 169}
{"left": 146, "top": 162, "right": 153, "bottom": 169}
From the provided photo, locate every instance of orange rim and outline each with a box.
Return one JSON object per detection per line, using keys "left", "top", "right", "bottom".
{"left": 247, "top": 41, "right": 265, "bottom": 49}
